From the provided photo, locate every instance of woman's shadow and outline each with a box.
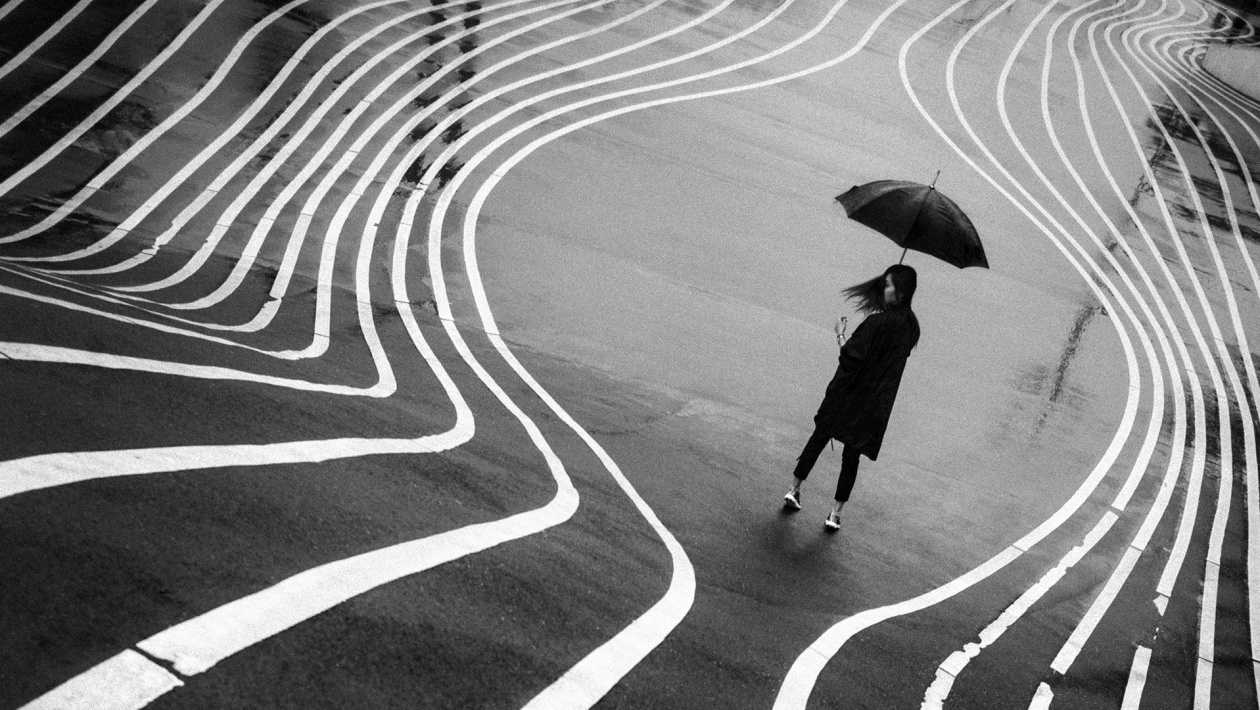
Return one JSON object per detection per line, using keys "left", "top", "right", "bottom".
{"left": 757, "top": 506, "right": 842, "bottom": 567}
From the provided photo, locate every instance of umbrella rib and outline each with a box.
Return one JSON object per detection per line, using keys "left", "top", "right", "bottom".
{"left": 902, "top": 186, "right": 935, "bottom": 263}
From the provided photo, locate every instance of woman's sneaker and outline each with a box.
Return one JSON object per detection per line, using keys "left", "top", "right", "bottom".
{"left": 824, "top": 511, "right": 841, "bottom": 531}
{"left": 783, "top": 488, "right": 802, "bottom": 511}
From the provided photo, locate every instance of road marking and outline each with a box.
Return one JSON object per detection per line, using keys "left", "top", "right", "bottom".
{"left": 0, "top": 0, "right": 614, "bottom": 383}
{"left": 922, "top": 512, "right": 1118, "bottom": 709}
{"left": 136, "top": 468, "right": 578, "bottom": 677}
{"left": 1130, "top": 4, "right": 1260, "bottom": 683}
{"left": 413, "top": 0, "right": 952, "bottom": 706}
{"left": 77, "top": 0, "right": 545, "bottom": 286}
{"left": 942, "top": 0, "right": 1260, "bottom": 691}
{"left": 992, "top": 0, "right": 1209, "bottom": 675}
{"left": 780, "top": 545, "right": 1026, "bottom": 710}
{"left": 5, "top": 0, "right": 1256, "bottom": 706}
{"left": 1195, "top": 560, "right": 1221, "bottom": 708}
{"left": 1052, "top": 545, "right": 1141, "bottom": 673}
{"left": 0, "top": 0, "right": 27, "bottom": 24}
{"left": 1028, "top": 682, "right": 1054, "bottom": 710}
{"left": 1120, "top": 645, "right": 1153, "bottom": 710}
{"left": 1070, "top": 0, "right": 1260, "bottom": 689}
{"left": 1145, "top": 10, "right": 1260, "bottom": 694}
{"left": 8, "top": 1, "right": 732, "bottom": 706}
{"left": 416, "top": 0, "right": 995, "bottom": 700}
{"left": 932, "top": 0, "right": 1244, "bottom": 691}
{"left": 45, "top": 0, "right": 441, "bottom": 275}
{"left": 0, "top": 0, "right": 237, "bottom": 208}
{"left": 0, "top": 0, "right": 94, "bottom": 84}
{"left": 420, "top": 0, "right": 867, "bottom": 699}
{"left": 774, "top": 0, "right": 1152, "bottom": 702}
{"left": 21, "top": 650, "right": 182, "bottom": 710}
{"left": 53, "top": 0, "right": 709, "bottom": 687}
{"left": 0, "top": 0, "right": 163, "bottom": 140}
{"left": 0, "top": 423, "right": 474, "bottom": 501}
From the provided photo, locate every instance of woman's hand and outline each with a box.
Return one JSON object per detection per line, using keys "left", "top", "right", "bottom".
{"left": 834, "top": 316, "right": 847, "bottom": 345}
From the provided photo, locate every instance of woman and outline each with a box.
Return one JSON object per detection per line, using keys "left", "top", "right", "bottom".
{"left": 783, "top": 264, "right": 920, "bottom": 531}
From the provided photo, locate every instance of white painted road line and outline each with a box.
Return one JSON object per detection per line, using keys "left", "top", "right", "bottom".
{"left": 1120, "top": 645, "right": 1153, "bottom": 710}
{"left": 1078, "top": 3, "right": 1260, "bottom": 694}
{"left": 922, "top": 512, "right": 1119, "bottom": 709}
{"left": 0, "top": 0, "right": 237, "bottom": 210}
{"left": 137, "top": 487, "right": 579, "bottom": 678}
{"left": 776, "top": 0, "right": 1152, "bottom": 702}
{"left": 6, "top": 0, "right": 1258, "bottom": 707}
{"left": 91, "top": 0, "right": 531, "bottom": 290}
{"left": 9, "top": 4, "right": 720, "bottom": 708}
{"left": 1129, "top": 6, "right": 1260, "bottom": 692}
{"left": 46, "top": 0, "right": 438, "bottom": 275}
{"left": 21, "top": 650, "right": 182, "bottom": 710}
{"left": 777, "top": 546, "right": 1026, "bottom": 710}
{"left": 0, "top": 0, "right": 28, "bottom": 24}
{"left": 0, "top": 0, "right": 94, "bottom": 84}
{"left": 1051, "top": 545, "right": 1142, "bottom": 673}
{"left": 0, "top": 0, "right": 163, "bottom": 141}
{"left": 0, "top": 424, "right": 473, "bottom": 501}
{"left": 1028, "top": 682, "right": 1054, "bottom": 710}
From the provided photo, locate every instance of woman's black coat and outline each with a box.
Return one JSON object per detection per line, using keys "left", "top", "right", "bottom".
{"left": 813, "top": 309, "right": 920, "bottom": 460}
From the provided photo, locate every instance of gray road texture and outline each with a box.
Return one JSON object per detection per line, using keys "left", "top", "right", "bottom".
{"left": 1, "top": 0, "right": 1259, "bottom": 708}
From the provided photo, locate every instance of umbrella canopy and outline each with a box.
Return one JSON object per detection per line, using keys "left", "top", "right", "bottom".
{"left": 835, "top": 179, "right": 989, "bottom": 269}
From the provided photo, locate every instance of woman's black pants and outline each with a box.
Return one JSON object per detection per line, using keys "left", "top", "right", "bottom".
{"left": 792, "top": 427, "right": 861, "bottom": 502}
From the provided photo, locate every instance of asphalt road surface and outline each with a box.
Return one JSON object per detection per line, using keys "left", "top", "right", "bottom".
{"left": 2, "top": 0, "right": 1259, "bottom": 708}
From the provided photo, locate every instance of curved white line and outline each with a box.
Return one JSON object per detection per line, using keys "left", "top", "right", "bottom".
{"left": 0, "top": 0, "right": 625, "bottom": 376}
{"left": 140, "top": 0, "right": 615, "bottom": 313}
{"left": 0, "top": 0, "right": 688, "bottom": 397}
{"left": 0, "top": 8, "right": 566, "bottom": 405}
{"left": 1149, "top": 0, "right": 1260, "bottom": 688}
{"left": 433, "top": 0, "right": 1128, "bottom": 702}
{"left": 0, "top": 0, "right": 28, "bottom": 24}
{"left": 36, "top": 0, "right": 748, "bottom": 336}
{"left": 20, "top": 0, "right": 519, "bottom": 272}
{"left": 0, "top": 0, "right": 237, "bottom": 207}
{"left": 1059, "top": 0, "right": 1259, "bottom": 685}
{"left": 14, "top": 2, "right": 737, "bottom": 706}
{"left": 1040, "top": 0, "right": 1223, "bottom": 678}
{"left": 925, "top": 0, "right": 1206, "bottom": 700}
{"left": 775, "top": 0, "right": 1152, "bottom": 702}
{"left": 412, "top": 0, "right": 946, "bottom": 703}
{"left": 1125, "top": 9, "right": 1260, "bottom": 703}
{"left": 1120, "top": 645, "right": 1153, "bottom": 709}
{"left": 0, "top": 0, "right": 163, "bottom": 140}
{"left": 0, "top": 0, "right": 446, "bottom": 255}
{"left": 19, "top": 650, "right": 184, "bottom": 710}
{"left": 0, "top": 0, "right": 94, "bottom": 84}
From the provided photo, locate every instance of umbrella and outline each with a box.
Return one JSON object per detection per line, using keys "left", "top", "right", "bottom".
{"left": 835, "top": 174, "right": 989, "bottom": 269}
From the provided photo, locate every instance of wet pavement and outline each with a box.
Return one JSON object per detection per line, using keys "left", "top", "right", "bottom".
{"left": 1, "top": 0, "right": 1258, "bottom": 708}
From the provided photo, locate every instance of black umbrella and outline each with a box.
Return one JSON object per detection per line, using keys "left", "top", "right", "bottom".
{"left": 835, "top": 174, "right": 989, "bottom": 269}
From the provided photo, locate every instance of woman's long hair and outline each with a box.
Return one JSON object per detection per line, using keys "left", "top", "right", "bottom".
{"left": 843, "top": 264, "right": 918, "bottom": 315}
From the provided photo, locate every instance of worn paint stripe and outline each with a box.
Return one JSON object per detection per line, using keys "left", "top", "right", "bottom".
{"left": 0, "top": 0, "right": 237, "bottom": 206}
{"left": 20, "top": 650, "right": 182, "bottom": 710}
{"left": 0, "top": 0, "right": 95, "bottom": 84}
{"left": 1120, "top": 645, "right": 1153, "bottom": 710}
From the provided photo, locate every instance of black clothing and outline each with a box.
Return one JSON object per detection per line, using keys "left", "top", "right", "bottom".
{"left": 793, "top": 427, "right": 862, "bottom": 501}
{"left": 812, "top": 309, "right": 919, "bottom": 460}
